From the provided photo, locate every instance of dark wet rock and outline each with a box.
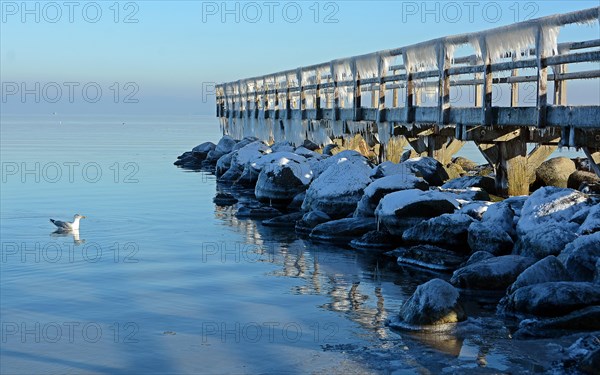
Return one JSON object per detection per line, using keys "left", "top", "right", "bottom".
{"left": 568, "top": 170, "right": 600, "bottom": 191}
{"left": 295, "top": 211, "right": 331, "bottom": 235}
{"left": 464, "top": 251, "right": 494, "bottom": 266}
{"left": 350, "top": 230, "right": 400, "bottom": 251}
{"left": 215, "top": 153, "right": 234, "bottom": 177}
{"left": 216, "top": 135, "right": 237, "bottom": 154}
{"left": 218, "top": 165, "right": 243, "bottom": 182}
{"left": 595, "top": 259, "right": 600, "bottom": 284}
{"left": 532, "top": 157, "right": 576, "bottom": 189}
{"left": 391, "top": 279, "right": 466, "bottom": 329}
{"left": 498, "top": 281, "right": 600, "bottom": 317}
{"left": 452, "top": 156, "right": 478, "bottom": 172}
{"left": 403, "top": 157, "right": 450, "bottom": 186}
{"left": 467, "top": 222, "right": 514, "bottom": 256}
{"left": 514, "top": 306, "right": 600, "bottom": 338}
{"left": 302, "top": 157, "right": 372, "bottom": 219}
{"left": 213, "top": 192, "right": 238, "bottom": 206}
{"left": 262, "top": 212, "right": 304, "bottom": 228}
{"left": 393, "top": 245, "right": 466, "bottom": 272}
{"left": 579, "top": 347, "right": 600, "bottom": 375}
{"left": 301, "top": 139, "right": 320, "bottom": 151}
{"left": 192, "top": 141, "right": 216, "bottom": 159}
{"left": 508, "top": 255, "right": 571, "bottom": 294}
{"left": 322, "top": 144, "right": 338, "bottom": 156}
{"left": 309, "top": 217, "right": 377, "bottom": 245}
{"left": 514, "top": 223, "right": 578, "bottom": 260}
{"left": 287, "top": 192, "right": 306, "bottom": 211}
{"left": 293, "top": 146, "right": 320, "bottom": 158}
{"left": 442, "top": 176, "right": 496, "bottom": 195}
{"left": 375, "top": 189, "right": 459, "bottom": 236}
{"left": 236, "top": 164, "right": 262, "bottom": 187}
{"left": 578, "top": 204, "right": 600, "bottom": 235}
{"left": 558, "top": 232, "right": 600, "bottom": 282}
{"left": 354, "top": 173, "right": 428, "bottom": 217}
{"left": 517, "top": 187, "right": 590, "bottom": 236}
{"left": 402, "top": 213, "right": 475, "bottom": 251}
{"left": 556, "top": 335, "right": 600, "bottom": 374}
{"left": 235, "top": 205, "right": 281, "bottom": 219}
{"left": 450, "top": 255, "right": 535, "bottom": 290}
{"left": 174, "top": 152, "right": 201, "bottom": 168}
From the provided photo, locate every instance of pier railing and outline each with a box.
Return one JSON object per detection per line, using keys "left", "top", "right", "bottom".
{"left": 215, "top": 7, "right": 600, "bottom": 196}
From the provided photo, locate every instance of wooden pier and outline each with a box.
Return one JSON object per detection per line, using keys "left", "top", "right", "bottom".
{"left": 215, "top": 7, "right": 600, "bottom": 196}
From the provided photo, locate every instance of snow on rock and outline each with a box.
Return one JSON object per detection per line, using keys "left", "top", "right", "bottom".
{"left": 309, "top": 217, "right": 377, "bottom": 245}
{"left": 434, "top": 187, "right": 491, "bottom": 202}
{"left": 441, "top": 176, "right": 496, "bottom": 194}
{"left": 508, "top": 255, "right": 572, "bottom": 294}
{"left": 230, "top": 141, "right": 271, "bottom": 171}
{"left": 403, "top": 157, "right": 450, "bottom": 186}
{"left": 370, "top": 161, "right": 414, "bottom": 179}
{"left": 293, "top": 146, "right": 321, "bottom": 159}
{"left": 450, "top": 255, "right": 535, "bottom": 290}
{"left": 457, "top": 201, "right": 492, "bottom": 220}
{"left": 206, "top": 135, "right": 237, "bottom": 163}
{"left": 514, "top": 223, "right": 578, "bottom": 260}
{"left": 310, "top": 150, "right": 368, "bottom": 179}
{"left": 394, "top": 245, "right": 466, "bottom": 272}
{"left": 302, "top": 157, "right": 373, "bottom": 219}
{"left": 391, "top": 279, "right": 466, "bottom": 329}
{"left": 558, "top": 232, "right": 600, "bottom": 282}
{"left": 354, "top": 173, "right": 428, "bottom": 217}
{"left": 578, "top": 204, "right": 600, "bottom": 235}
{"left": 402, "top": 213, "right": 475, "bottom": 251}
{"left": 480, "top": 199, "right": 523, "bottom": 238}
{"left": 517, "top": 187, "right": 590, "bottom": 236}
{"left": 498, "top": 282, "right": 600, "bottom": 318}
{"left": 375, "top": 189, "right": 459, "bottom": 236}
{"left": 467, "top": 222, "right": 514, "bottom": 256}
{"left": 270, "top": 141, "right": 295, "bottom": 153}
{"left": 255, "top": 154, "right": 313, "bottom": 205}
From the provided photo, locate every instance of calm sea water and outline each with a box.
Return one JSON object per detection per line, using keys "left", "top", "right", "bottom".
{"left": 0, "top": 115, "right": 576, "bottom": 374}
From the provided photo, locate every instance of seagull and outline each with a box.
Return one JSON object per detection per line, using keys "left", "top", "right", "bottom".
{"left": 50, "top": 214, "right": 86, "bottom": 231}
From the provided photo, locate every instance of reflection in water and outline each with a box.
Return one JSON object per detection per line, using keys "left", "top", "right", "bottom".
{"left": 50, "top": 229, "right": 85, "bottom": 245}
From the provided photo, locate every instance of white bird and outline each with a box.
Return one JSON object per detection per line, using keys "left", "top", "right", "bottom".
{"left": 50, "top": 214, "right": 86, "bottom": 231}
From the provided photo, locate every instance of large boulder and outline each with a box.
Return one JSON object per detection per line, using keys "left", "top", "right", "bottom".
{"left": 370, "top": 161, "right": 413, "bottom": 179}
{"left": 514, "top": 306, "right": 600, "bottom": 338}
{"left": 403, "top": 157, "right": 450, "bottom": 186}
{"left": 507, "top": 255, "right": 572, "bottom": 294}
{"left": 310, "top": 150, "right": 367, "bottom": 179}
{"left": 514, "top": 223, "right": 578, "bottom": 260}
{"left": 350, "top": 230, "right": 400, "bottom": 251}
{"left": 229, "top": 141, "right": 271, "bottom": 171}
{"left": 533, "top": 157, "right": 576, "bottom": 188}
{"left": 450, "top": 255, "right": 535, "bottom": 290}
{"left": 402, "top": 213, "right": 475, "bottom": 251}
{"left": 480, "top": 197, "right": 526, "bottom": 238}
{"left": 457, "top": 201, "right": 492, "bottom": 220}
{"left": 498, "top": 282, "right": 600, "bottom": 317}
{"left": 441, "top": 175, "right": 496, "bottom": 195}
{"left": 354, "top": 173, "right": 428, "bottom": 217}
{"left": 392, "top": 279, "right": 466, "bottom": 328}
{"left": 452, "top": 157, "right": 478, "bottom": 171}
{"left": 467, "top": 222, "right": 514, "bottom": 255}
{"left": 302, "top": 157, "right": 372, "bottom": 219}
{"left": 191, "top": 141, "right": 216, "bottom": 159}
{"left": 568, "top": 170, "right": 600, "bottom": 191}
{"left": 516, "top": 187, "right": 590, "bottom": 236}
{"left": 215, "top": 152, "right": 234, "bottom": 177}
{"left": 253, "top": 153, "right": 312, "bottom": 204}
{"left": 558, "top": 232, "right": 600, "bottom": 282}
{"left": 578, "top": 204, "right": 600, "bottom": 235}
{"left": 309, "top": 217, "right": 377, "bottom": 244}
{"left": 295, "top": 211, "right": 331, "bottom": 235}
{"left": 375, "top": 189, "right": 459, "bottom": 236}
{"left": 206, "top": 135, "right": 237, "bottom": 163}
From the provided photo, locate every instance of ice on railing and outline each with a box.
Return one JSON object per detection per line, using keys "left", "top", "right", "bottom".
{"left": 404, "top": 44, "right": 438, "bottom": 73}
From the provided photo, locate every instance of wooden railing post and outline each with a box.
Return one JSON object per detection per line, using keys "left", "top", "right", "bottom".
{"left": 403, "top": 51, "right": 415, "bottom": 124}
{"left": 351, "top": 59, "right": 361, "bottom": 121}
{"left": 511, "top": 53, "right": 519, "bottom": 107}
{"left": 330, "top": 62, "right": 339, "bottom": 121}
{"left": 535, "top": 25, "right": 548, "bottom": 128}
{"left": 437, "top": 42, "right": 450, "bottom": 125}
{"left": 480, "top": 36, "right": 493, "bottom": 126}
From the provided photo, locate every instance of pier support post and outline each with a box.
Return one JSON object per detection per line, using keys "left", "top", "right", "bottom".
{"left": 496, "top": 135, "right": 529, "bottom": 197}
{"left": 427, "top": 137, "right": 465, "bottom": 166}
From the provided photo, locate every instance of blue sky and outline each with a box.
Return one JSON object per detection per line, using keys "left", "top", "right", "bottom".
{"left": 1, "top": 0, "right": 598, "bottom": 115}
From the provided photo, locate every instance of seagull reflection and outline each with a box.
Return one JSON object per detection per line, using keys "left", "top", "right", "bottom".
{"left": 51, "top": 229, "right": 85, "bottom": 245}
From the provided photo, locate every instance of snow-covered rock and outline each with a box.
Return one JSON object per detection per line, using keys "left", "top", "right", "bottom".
{"left": 467, "top": 222, "right": 514, "bottom": 255}
{"left": 450, "top": 255, "right": 535, "bottom": 290}
{"left": 375, "top": 189, "right": 459, "bottom": 235}
{"left": 457, "top": 201, "right": 492, "bottom": 220}
{"left": 514, "top": 223, "right": 578, "bottom": 259}
{"left": 558, "top": 232, "right": 600, "bottom": 282}
{"left": 230, "top": 141, "right": 271, "bottom": 171}
{"left": 271, "top": 141, "right": 295, "bottom": 153}
{"left": 394, "top": 245, "right": 466, "bottom": 272}
{"left": 403, "top": 157, "right": 450, "bottom": 186}
{"left": 370, "top": 161, "right": 413, "bottom": 179}
{"left": 507, "top": 255, "right": 571, "bottom": 294}
{"left": 293, "top": 146, "right": 320, "bottom": 158}
{"left": 402, "top": 213, "right": 475, "bottom": 251}
{"left": 516, "top": 187, "right": 590, "bottom": 236}
{"left": 302, "top": 157, "right": 372, "bottom": 219}
{"left": 354, "top": 173, "right": 428, "bottom": 217}
{"left": 392, "top": 279, "right": 466, "bottom": 328}
{"left": 578, "top": 204, "right": 600, "bottom": 235}
{"left": 206, "top": 135, "right": 237, "bottom": 163}
{"left": 442, "top": 176, "right": 496, "bottom": 194}
{"left": 498, "top": 282, "right": 600, "bottom": 317}
{"left": 310, "top": 150, "right": 367, "bottom": 179}
{"left": 434, "top": 187, "right": 491, "bottom": 202}
{"left": 255, "top": 154, "right": 313, "bottom": 205}
{"left": 309, "top": 217, "right": 377, "bottom": 244}
{"left": 480, "top": 197, "right": 526, "bottom": 238}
